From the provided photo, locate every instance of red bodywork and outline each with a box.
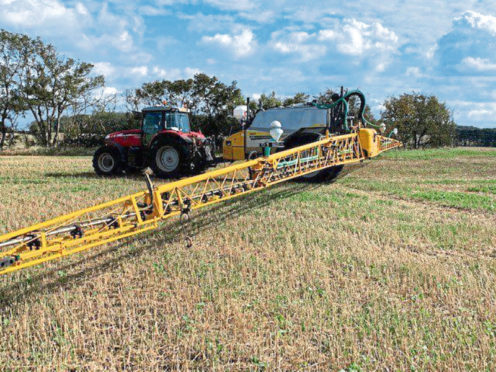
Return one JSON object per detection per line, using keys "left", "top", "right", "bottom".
{"left": 105, "top": 129, "right": 206, "bottom": 148}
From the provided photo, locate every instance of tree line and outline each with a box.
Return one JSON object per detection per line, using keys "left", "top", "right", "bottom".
{"left": 0, "top": 29, "right": 471, "bottom": 151}
{"left": 456, "top": 126, "right": 496, "bottom": 147}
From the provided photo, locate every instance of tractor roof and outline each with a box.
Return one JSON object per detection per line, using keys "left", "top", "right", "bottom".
{"left": 143, "top": 106, "right": 190, "bottom": 113}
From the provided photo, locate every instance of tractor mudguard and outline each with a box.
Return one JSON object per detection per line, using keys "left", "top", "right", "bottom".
{"left": 150, "top": 133, "right": 194, "bottom": 157}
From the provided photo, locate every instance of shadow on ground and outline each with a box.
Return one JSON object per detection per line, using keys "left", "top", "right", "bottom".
{"left": 45, "top": 171, "right": 153, "bottom": 181}
{"left": 0, "top": 180, "right": 331, "bottom": 310}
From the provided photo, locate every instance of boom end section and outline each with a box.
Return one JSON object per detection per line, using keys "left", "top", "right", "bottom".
{"left": 359, "top": 128, "right": 402, "bottom": 157}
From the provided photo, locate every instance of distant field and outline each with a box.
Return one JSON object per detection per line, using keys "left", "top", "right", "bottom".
{"left": 0, "top": 148, "right": 495, "bottom": 370}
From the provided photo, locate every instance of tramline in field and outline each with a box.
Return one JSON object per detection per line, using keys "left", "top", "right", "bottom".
{"left": 0, "top": 90, "right": 401, "bottom": 275}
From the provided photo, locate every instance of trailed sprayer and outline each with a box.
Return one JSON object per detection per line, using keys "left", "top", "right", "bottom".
{"left": 0, "top": 90, "right": 401, "bottom": 276}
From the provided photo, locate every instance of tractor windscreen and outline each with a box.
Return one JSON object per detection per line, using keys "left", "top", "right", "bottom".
{"left": 165, "top": 112, "right": 190, "bottom": 132}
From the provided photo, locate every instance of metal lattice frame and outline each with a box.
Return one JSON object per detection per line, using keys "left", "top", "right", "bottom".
{"left": 0, "top": 133, "right": 401, "bottom": 275}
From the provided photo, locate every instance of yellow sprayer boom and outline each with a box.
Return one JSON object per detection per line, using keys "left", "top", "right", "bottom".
{"left": 0, "top": 130, "right": 401, "bottom": 276}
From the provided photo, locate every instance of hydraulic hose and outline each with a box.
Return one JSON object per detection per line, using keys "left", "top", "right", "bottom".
{"left": 313, "top": 89, "right": 381, "bottom": 132}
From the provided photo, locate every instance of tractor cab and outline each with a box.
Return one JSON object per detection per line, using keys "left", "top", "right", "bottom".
{"left": 141, "top": 107, "right": 192, "bottom": 147}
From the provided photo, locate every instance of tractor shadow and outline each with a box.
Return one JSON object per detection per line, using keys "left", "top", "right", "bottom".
{"left": 44, "top": 162, "right": 241, "bottom": 182}
{"left": 0, "top": 178, "right": 337, "bottom": 310}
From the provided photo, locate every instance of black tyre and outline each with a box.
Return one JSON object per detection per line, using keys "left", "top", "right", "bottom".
{"left": 150, "top": 138, "right": 190, "bottom": 178}
{"left": 93, "top": 146, "right": 123, "bottom": 176}
{"left": 283, "top": 132, "right": 344, "bottom": 182}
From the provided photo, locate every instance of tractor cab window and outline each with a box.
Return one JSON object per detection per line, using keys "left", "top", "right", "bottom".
{"left": 165, "top": 112, "right": 190, "bottom": 133}
{"left": 143, "top": 112, "right": 163, "bottom": 135}
{"left": 142, "top": 111, "right": 163, "bottom": 147}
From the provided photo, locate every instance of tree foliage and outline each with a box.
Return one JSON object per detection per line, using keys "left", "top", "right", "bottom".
{"left": 258, "top": 91, "right": 282, "bottom": 109}
{"left": 21, "top": 38, "right": 104, "bottom": 146}
{"left": 283, "top": 92, "right": 309, "bottom": 106}
{"left": 128, "top": 73, "right": 244, "bottom": 135}
{"left": 382, "top": 93, "right": 456, "bottom": 148}
{"left": 58, "top": 111, "right": 136, "bottom": 147}
{"left": 456, "top": 126, "right": 496, "bottom": 147}
{"left": 0, "top": 29, "right": 104, "bottom": 148}
{"left": 0, "top": 30, "right": 29, "bottom": 149}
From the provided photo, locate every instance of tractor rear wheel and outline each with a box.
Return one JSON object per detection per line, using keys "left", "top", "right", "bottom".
{"left": 150, "top": 139, "right": 189, "bottom": 178}
{"left": 93, "top": 146, "right": 123, "bottom": 176}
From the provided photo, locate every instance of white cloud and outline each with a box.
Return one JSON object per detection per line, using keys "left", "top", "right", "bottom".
{"left": 450, "top": 100, "right": 496, "bottom": 125}
{"left": 426, "top": 44, "right": 437, "bottom": 59}
{"left": 139, "top": 5, "right": 170, "bottom": 16}
{"left": 318, "top": 19, "right": 399, "bottom": 56}
{"left": 202, "top": 28, "right": 256, "bottom": 57}
{"left": 78, "top": 31, "right": 135, "bottom": 54}
{"left": 151, "top": 66, "right": 168, "bottom": 78}
{"left": 103, "top": 86, "right": 118, "bottom": 95}
{"left": 467, "top": 103, "right": 496, "bottom": 121}
{"left": 271, "top": 30, "right": 325, "bottom": 61}
{"left": 318, "top": 29, "right": 336, "bottom": 40}
{"left": 0, "top": 0, "right": 86, "bottom": 28}
{"left": 75, "top": 2, "right": 89, "bottom": 16}
{"left": 239, "top": 9, "right": 275, "bottom": 23}
{"left": 437, "top": 11, "right": 496, "bottom": 75}
{"left": 130, "top": 66, "right": 148, "bottom": 77}
{"left": 461, "top": 57, "right": 496, "bottom": 72}
{"left": 0, "top": 0, "right": 139, "bottom": 57}
{"left": 93, "top": 62, "right": 116, "bottom": 77}
{"left": 124, "top": 65, "right": 200, "bottom": 80}
{"left": 98, "top": 86, "right": 118, "bottom": 97}
{"left": 270, "top": 18, "right": 398, "bottom": 62}
{"left": 375, "top": 62, "right": 387, "bottom": 72}
{"left": 458, "top": 11, "right": 496, "bottom": 35}
{"left": 119, "top": 31, "right": 134, "bottom": 51}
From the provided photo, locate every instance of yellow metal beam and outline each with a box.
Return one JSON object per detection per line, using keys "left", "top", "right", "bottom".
{"left": 0, "top": 131, "right": 401, "bottom": 275}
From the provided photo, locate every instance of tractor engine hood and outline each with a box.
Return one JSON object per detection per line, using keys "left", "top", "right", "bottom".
{"left": 105, "top": 129, "right": 141, "bottom": 139}
{"left": 105, "top": 129, "right": 142, "bottom": 147}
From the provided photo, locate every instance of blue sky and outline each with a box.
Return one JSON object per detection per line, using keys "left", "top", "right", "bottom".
{"left": 1, "top": 0, "right": 496, "bottom": 128}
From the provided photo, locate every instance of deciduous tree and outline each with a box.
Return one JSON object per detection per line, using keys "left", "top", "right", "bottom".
{"left": 381, "top": 93, "right": 456, "bottom": 148}
{"left": 0, "top": 30, "right": 29, "bottom": 150}
{"left": 129, "top": 73, "right": 244, "bottom": 135}
{"left": 20, "top": 36, "right": 104, "bottom": 146}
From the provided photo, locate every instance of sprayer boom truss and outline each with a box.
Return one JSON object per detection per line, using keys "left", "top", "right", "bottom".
{"left": 0, "top": 132, "right": 401, "bottom": 275}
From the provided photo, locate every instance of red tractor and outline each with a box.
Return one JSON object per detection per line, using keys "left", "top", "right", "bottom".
{"left": 93, "top": 106, "right": 214, "bottom": 178}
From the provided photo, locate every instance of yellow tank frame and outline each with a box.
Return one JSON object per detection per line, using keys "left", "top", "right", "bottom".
{"left": 0, "top": 130, "right": 401, "bottom": 276}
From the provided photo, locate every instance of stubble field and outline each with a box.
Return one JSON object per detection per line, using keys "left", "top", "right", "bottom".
{"left": 0, "top": 147, "right": 495, "bottom": 370}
